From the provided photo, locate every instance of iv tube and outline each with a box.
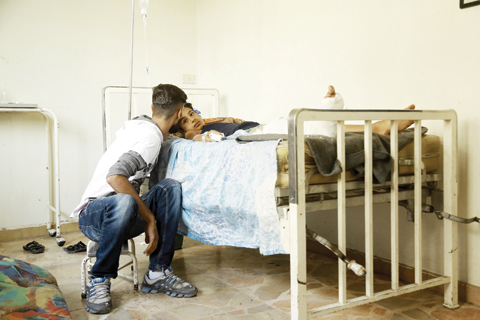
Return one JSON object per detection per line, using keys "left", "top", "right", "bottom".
{"left": 139, "top": 0, "right": 149, "bottom": 17}
{"left": 143, "top": 20, "right": 150, "bottom": 89}
{"left": 1, "top": 55, "right": 7, "bottom": 103}
{"left": 140, "top": 0, "right": 150, "bottom": 88}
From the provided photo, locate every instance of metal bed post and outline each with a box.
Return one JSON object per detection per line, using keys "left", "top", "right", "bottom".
{"left": 390, "top": 120, "right": 400, "bottom": 291}
{"left": 337, "top": 121, "right": 347, "bottom": 304}
{"left": 288, "top": 109, "right": 308, "bottom": 320}
{"left": 443, "top": 113, "right": 459, "bottom": 309}
{"left": 414, "top": 121, "right": 423, "bottom": 285}
{"left": 364, "top": 120, "right": 374, "bottom": 297}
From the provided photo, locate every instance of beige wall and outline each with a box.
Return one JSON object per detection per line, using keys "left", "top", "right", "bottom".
{"left": 196, "top": 1, "right": 480, "bottom": 286}
{"left": 0, "top": 0, "right": 197, "bottom": 228}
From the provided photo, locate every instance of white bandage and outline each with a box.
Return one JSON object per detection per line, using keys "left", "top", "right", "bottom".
{"left": 209, "top": 132, "right": 224, "bottom": 141}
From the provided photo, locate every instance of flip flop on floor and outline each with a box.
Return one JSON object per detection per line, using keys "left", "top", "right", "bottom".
{"left": 23, "top": 241, "right": 45, "bottom": 254}
{"left": 63, "top": 241, "right": 87, "bottom": 254}
{"left": 23, "top": 241, "right": 39, "bottom": 251}
{"left": 30, "top": 243, "right": 45, "bottom": 254}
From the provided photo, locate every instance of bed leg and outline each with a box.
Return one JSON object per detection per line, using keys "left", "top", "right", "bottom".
{"left": 443, "top": 117, "right": 459, "bottom": 310}
{"left": 290, "top": 204, "right": 307, "bottom": 320}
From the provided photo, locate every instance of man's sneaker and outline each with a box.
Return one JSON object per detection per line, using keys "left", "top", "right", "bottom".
{"left": 141, "top": 267, "right": 197, "bottom": 298}
{"left": 85, "top": 276, "right": 112, "bottom": 314}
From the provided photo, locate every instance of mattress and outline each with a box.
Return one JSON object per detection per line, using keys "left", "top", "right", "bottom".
{"left": 275, "top": 134, "right": 440, "bottom": 187}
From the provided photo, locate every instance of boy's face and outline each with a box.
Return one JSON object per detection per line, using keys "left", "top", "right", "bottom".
{"left": 179, "top": 107, "right": 204, "bottom": 132}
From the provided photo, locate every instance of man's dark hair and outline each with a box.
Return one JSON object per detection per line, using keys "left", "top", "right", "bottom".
{"left": 152, "top": 84, "right": 187, "bottom": 118}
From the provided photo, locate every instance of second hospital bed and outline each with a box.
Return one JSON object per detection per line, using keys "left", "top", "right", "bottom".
{"left": 103, "top": 87, "right": 458, "bottom": 319}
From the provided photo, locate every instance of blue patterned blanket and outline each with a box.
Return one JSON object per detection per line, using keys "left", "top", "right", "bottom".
{"left": 151, "top": 135, "right": 286, "bottom": 255}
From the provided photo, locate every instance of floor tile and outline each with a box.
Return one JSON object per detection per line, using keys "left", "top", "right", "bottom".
{"left": 2, "top": 231, "right": 480, "bottom": 319}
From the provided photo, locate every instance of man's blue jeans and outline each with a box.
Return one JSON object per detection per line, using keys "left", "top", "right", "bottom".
{"left": 78, "top": 178, "right": 182, "bottom": 279}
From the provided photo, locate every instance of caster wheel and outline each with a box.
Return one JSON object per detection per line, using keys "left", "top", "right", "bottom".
{"left": 48, "top": 230, "right": 56, "bottom": 237}
{"left": 134, "top": 284, "right": 138, "bottom": 291}
{"left": 81, "top": 293, "right": 86, "bottom": 299}
{"left": 56, "top": 238, "right": 66, "bottom": 246}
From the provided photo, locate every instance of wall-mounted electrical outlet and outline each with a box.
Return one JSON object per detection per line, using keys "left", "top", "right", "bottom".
{"left": 182, "top": 74, "right": 196, "bottom": 84}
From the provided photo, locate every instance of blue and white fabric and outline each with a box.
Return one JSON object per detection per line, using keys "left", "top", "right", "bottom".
{"left": 155, "top": 133, "right": 286, "bottom": 255}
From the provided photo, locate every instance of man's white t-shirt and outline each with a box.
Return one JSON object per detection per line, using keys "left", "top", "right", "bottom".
{"left": 71, "top": 116, "right": 163, "bottom": 218}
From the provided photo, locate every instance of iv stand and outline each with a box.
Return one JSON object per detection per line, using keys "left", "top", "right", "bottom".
{"left": 128, "top": 0, "right": 135, "bottom": 121}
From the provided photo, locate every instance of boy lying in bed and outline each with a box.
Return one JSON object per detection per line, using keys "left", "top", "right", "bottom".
{"left": 175, "top": 86, "right": 415, "bottom": 142}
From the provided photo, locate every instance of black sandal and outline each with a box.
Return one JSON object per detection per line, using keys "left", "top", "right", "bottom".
{"left": 63, "top": 241, "right": 87, "bottom": 254}
{"left": 30, "top": 243, "right": 45, "bottom": 254}
{"left": 23, "top": 241, "right": 39, "bottom": 251}
{"left": 23, "top": 241, "right": 45, "bottom": 254}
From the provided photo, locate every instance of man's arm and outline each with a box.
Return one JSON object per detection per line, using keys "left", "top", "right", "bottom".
{"left": 106, "top": 174, "right": 158, "bottom": 256}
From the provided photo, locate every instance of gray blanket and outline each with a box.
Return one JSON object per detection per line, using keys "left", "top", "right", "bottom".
{"left": 236, "top": 127, "right": 426, "bottom": 183}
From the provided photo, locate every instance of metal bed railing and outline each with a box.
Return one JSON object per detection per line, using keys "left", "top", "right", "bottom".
{"left": 286, "top": 109, "right": 458, "bottom": 319}
{"left": 102, "top": 86, "right": 220, "bottom": 151}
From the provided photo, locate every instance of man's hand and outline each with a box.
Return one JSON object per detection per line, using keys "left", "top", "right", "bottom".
{"left": 106, "top": 174, "right": 159, "bottom": 257}
{"left": 143, "top": 220, "right": 159, "bottom": 256}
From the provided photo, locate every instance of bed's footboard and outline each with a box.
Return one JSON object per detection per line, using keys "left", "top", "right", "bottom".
{"left": 286, "top": 109, "right": 458, "bottom": 319}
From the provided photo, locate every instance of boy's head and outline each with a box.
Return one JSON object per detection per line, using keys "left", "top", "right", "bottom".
{"left": 152, "top": 84, "right": 187, "bottom": 119}
{"left": 177, "top": 103, "right": 204, "bottom": 133}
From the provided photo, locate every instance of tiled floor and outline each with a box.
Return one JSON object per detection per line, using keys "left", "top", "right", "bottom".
{"left": 2, "top": 231, "right": 480, "bottom": 320}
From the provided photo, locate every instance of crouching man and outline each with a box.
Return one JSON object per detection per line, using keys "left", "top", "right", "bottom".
{"left": 71, "top": 84, "right": 197, "bottom": 314}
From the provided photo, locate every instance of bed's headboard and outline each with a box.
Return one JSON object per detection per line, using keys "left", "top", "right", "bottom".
{"left": 102, "top": 86, "right": 220, "bottom": 150}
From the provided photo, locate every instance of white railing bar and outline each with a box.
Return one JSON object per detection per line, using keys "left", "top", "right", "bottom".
{"left": 414, "top": 121, "right": 423, "bottom": 285}
{"left": 443, "top": 118, "right": 459, "bottom": 308}
{"left": 308, "top": 276, "right": 451, "bottom": 317}
{"left": 286, "top": 188, "right": 431, "bottom": 212}
{"left": 365, "top": 120, "right": 374, "bottom": 297}
{"left": 288, "top": 116, "right": 307, "bottom": 320}
{"left": 337, "top": 121, "right": 347, "bottom": 304}
{"left": 295, "top": 109, "right": 456, "bottom": 122}
{"left": 103, "top": 85, "right": 219, "bottom": 95}
{"left": 278, "top": 189, "right": 428, "bottom": 213}
{"left": 103, "top": 92, "right": 112, "bottom": 151}
{"left": 390, "top": 120, "right": 399, "bottom": 291}
{"left": 274, "top": 173, "right": 443, "bottom": 197}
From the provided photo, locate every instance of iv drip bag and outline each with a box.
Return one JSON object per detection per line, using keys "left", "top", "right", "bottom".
{"left": 139, "top": 0, "right": 149, "bottom": 17}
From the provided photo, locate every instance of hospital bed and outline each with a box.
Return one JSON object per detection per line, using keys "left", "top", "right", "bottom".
{"left": 103, "top": 87, "right": 458, "bottom": 319}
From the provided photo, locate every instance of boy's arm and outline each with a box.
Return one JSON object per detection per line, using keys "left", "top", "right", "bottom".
{"left": 186, "top": 129, "right": 223, "bottom": 142}
{"left": 185, "top": 130, "right": 202, "bottom": 140}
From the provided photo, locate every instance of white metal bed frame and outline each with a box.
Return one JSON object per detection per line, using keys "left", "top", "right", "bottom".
{"left": 102, "top": 87, "right": 458, "bottom": 319}
{"left": 284, "top": 109, "right": 458, "bottom": 319}
{"left": 102, "top": 86, "right": 219, "bottom": 151}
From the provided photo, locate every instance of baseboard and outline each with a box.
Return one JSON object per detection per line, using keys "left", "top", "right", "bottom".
{"left": 0, "top": 222, "right": 80, "bottom": 242}
{"left": 307, "top": 237, "right": 480, "bottom": 307}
